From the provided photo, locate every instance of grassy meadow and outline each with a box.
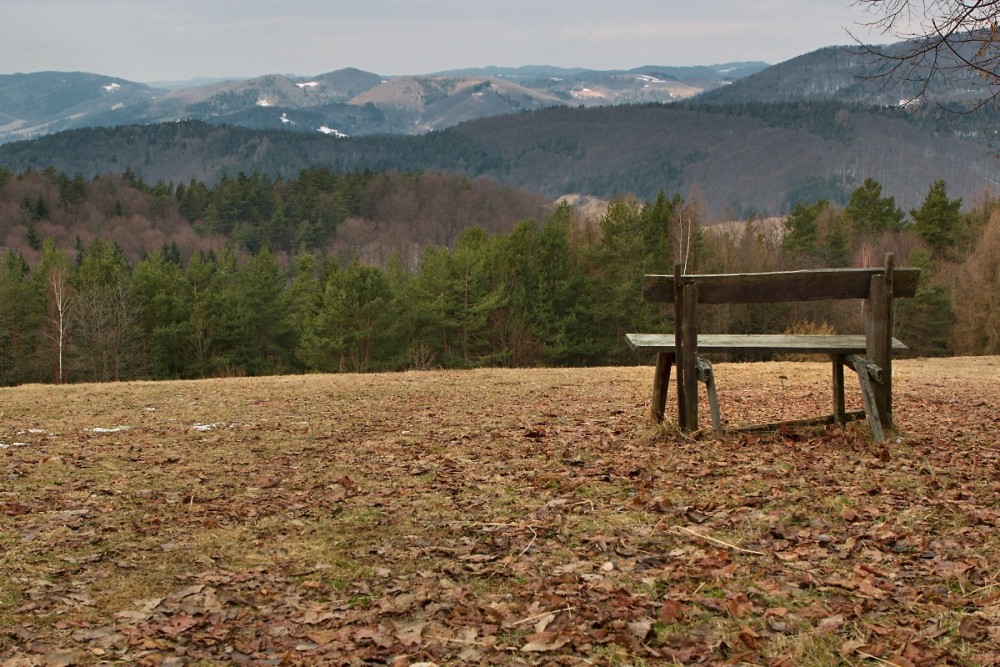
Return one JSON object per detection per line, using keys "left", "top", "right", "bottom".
{"left": 1, "top": 357, "right": 999, "bottom": 666}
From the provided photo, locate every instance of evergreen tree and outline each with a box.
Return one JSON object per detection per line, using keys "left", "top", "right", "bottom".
{"left": 781, "top": 200, "right": 827, "bottom": 260}
{"left": 74, "top": 238, "right": 138, "bottom": 381}
{"left": 896, "top": 247, "right": 954, "bottom": 356}
{"left": 132, "top": 251, "right": 192, "bottom": 378}
{"left": 235, "top": 248, "right": 295, "bottom": 374}
{"left": 910, "top": 180, "right": 963, "bottom": 258}
{"left": 844, "top": 178, "right": 905, "bottom": 237}
{"left": 0, "top": 251, "right": 44, "bottom": 385}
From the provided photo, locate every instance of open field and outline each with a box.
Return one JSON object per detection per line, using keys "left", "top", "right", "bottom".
{"left": 2, "top": 357, "right": 999, "bottom": 666}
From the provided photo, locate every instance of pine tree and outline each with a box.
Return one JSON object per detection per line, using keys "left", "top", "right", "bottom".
{"left": 910, "top": 180, "right": 963, "bottom": 259}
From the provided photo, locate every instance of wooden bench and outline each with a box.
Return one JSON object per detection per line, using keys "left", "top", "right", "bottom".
{"left": 626, "top": 254, "right": 919, "bottom": 441}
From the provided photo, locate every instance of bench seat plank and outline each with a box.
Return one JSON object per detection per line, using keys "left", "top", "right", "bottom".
{"left": 626, "top": 333, "right": 907, "bottom": 355}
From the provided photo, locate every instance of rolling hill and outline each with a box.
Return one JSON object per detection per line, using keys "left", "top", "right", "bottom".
{"left": 1, "top": 100, "right": 996, "bottom": 217}
{"left": 0, "top": 63, "right": 761, "bottom": 144}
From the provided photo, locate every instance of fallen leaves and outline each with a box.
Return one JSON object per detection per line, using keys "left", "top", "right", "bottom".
{"left": 1, "top": 358, "right": 999, "bottom": 665}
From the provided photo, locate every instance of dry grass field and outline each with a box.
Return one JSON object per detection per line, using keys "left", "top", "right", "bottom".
{"left": 1, "top": 357, "right": 999, "bottom": 666}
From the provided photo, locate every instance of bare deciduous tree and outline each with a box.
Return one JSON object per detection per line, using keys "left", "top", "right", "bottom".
{"left": 47, "top": 267, "right": 74, "bottom": 384}
{"left": 853, "top": 0, "right": 1000, "bottom": 111}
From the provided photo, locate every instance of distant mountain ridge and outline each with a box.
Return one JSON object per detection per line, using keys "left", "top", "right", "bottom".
{"left": 3, "top": 41, "right": 1000, "bottom": 217}
{"left": 0, "top": 62, "right": 763, "bottom": 144}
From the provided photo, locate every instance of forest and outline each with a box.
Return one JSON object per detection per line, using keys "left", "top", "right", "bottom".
{"left": 0, "top": 164, "right": 997, "bottom": 386}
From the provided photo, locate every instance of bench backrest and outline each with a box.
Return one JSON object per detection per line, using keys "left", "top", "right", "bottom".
{"left": 642, "top": 267, "right": 920, "bottom": 304}
{"left": 650, "top": 256, "right": 918, "bottom": 433}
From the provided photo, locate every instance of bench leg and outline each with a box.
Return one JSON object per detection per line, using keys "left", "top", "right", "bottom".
{"left": 849, "top": 356, "right": 886, "bottom": 443}
{"left": 832, "top": 355, "right": 846, "bottom": 425}
{"left": 651, "top": 353, "right": 674, "bottom": 423}
{"left": 697, "top": 359, "right": 723, "bottom": 436}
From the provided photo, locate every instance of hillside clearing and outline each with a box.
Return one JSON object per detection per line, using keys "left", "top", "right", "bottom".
{"left": 1, "top": 357, "right": 999, "bottom": 666}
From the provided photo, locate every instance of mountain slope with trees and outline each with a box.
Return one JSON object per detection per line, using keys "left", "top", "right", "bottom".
{"left": 1, "top": 100, "right": 997, "bottom": 217}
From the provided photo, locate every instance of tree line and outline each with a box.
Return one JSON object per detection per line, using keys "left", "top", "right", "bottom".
{"left": 0, "top": 166, "right": 998, "bottom": 386}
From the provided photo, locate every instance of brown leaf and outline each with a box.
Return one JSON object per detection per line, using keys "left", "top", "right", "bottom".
{"left": 738, "top": 626, "right": 764, "bottom": 649}
{"left": 305, "top": 628, "right": 343, "bottom": 645}
{"left": 394, "top": 620, "right": 426, "bottom": 647}
{"left": 959, "top": 615, "right": 986, "bottom": 641}
{"left": 628, "top": 618, "right": 654, "bottom": 640}
{"left": 42, "top": 651, "right": 88, "bottom": 667}
{"left": 357, "top": 625, "right": 395, "bottom": 648}
{"left": 157, "top": 614, "right": 199, "bottom": 636}
{"left": 521, "top": 631, "right": 570, "bottom": 652}
{"left": 818, "top": 614, "right": 845, "bottom": 631}
{"left": 660, "top": 599, "right": 687, "bottom": 622}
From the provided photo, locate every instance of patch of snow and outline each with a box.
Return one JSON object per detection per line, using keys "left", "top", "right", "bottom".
{"left": 256, "top": 97, "right": 272, "bottom": 107}
{"left": 111, "top": 102, "right": 125, "bottom": 110}
{"left": 296, "top": 81, "right": 319, "bottom": 89}
{"left": 571, "top": 88, "right": 605, "bottom": 100}
{"left": 0, "top": 442, "right": 29, "bottom": 449}
{"left": 103, "top": 82, "right": 121, "bottom": 93}
{"left": 280, "top": 112, "right": 294, "bottom": 125}
{"left": 192, "top": 423, "right": 221, "bottom": 432}
{"left": 89, "top": 426, "right": 131, "bottom": 433}
{"left": 636, "top": 75, "right": 665, "bottom": 83}
{"left": 318, "top": 126, "right": 349, "bottom": 137}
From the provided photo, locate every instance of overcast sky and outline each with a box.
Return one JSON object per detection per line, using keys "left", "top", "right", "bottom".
{"left": 2, "top": 1, "right": 883, "bottom": 83}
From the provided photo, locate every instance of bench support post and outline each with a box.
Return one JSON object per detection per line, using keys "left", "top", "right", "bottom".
{"left": 832, "top": 355, "right": 847, "bottom": 425}
{"left": 697, "top": 359, "right": 723, "bottom": 436}
{"left": 675, "top": 266, "right": 699, "bottom": 432}
{"left": 651, "top": 352, "right": 674, "bottom": 423}
{"left": 865, "top": 254, "right": 895, "bottom": 430}
{"left": 849, "top": 355, "right": 886, "bottom": 443}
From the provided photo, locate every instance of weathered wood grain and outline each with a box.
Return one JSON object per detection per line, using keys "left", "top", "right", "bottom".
{"left": 643, "top": 267, "right": 920, "bottom": 304}
{"left": 626, "top": 333, "right": 908, "bottom": 355}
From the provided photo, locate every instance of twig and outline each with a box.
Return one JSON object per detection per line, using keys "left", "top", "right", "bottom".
{"left": 517, "top": 526, "right": 537, "bottom": 558}
{"left": 856, "top": 652, "right": 907, "bottom": 667}
{"left": 964, "top": 582, "right": 1000, "bottom": 598}
{"left": 502, "top": 525, "right": 538, "bottom": 569}
{"left": 673, "top": 525, "right": 765, "bottom": 555}
{"left": 511, "top": 605, "right": 576, "bottom": 626}
{"left": 426, "top": 635, "right": 490, "bottom": 647}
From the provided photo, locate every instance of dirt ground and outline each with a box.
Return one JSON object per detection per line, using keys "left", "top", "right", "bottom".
{"left": 1, "top": 357, "right": 998, "bottom": 666}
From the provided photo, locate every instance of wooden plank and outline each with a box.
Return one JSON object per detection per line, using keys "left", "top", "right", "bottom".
{"left": 851, "top": 355, "right": 886, "bottom": 443}
{"left": 832, "top": 355, "right": 846, "bottom": 425}
{"left": 734, "top": 410, "right": 867, "bottom": 434}
{"left": 651, "top": 353, "right": 673, "bottom": 423}
{"left": 673, "top": 265, "right": 687, "bottom": 430}
{"left": 643, "top": 267, "right": 920, "bottom": 304}
{"left": 625, "top": 333, "right": 908, "bottom": 355}
{"left": 679, "top": 281, "right": 699, "bottom": 431}
{"left": 697, "top": 359, "right": 723, "bottom": 436}
{"left": 865, "top": 262, "right": 893, "bottom": 429}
